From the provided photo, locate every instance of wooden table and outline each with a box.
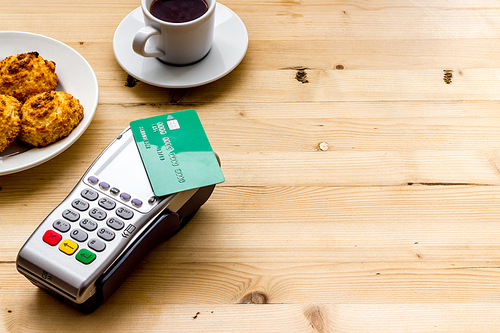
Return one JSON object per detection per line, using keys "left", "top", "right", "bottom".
{"left": 3, "top": 0, "right": 500, "bottom": 331}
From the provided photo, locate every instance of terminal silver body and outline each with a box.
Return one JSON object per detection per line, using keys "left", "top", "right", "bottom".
{"left": 17, "top": 127, "right": 206, "bottom": 311}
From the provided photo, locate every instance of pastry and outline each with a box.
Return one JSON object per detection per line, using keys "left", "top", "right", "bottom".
{"left": 18, "top": 91, "right": 84, "bottom": 147}
{"left": 0, "top": 52, "right": 58, "bottom": 102}
{"left": 0, "top": 94, "right": 22, "bottom": 152}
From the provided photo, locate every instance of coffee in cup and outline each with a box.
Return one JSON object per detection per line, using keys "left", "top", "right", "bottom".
{"left": 133, "top": 0, "right": 216, "bottom": 66}
{"left": 150, "top": 0, "right": 208, "bottom": 23}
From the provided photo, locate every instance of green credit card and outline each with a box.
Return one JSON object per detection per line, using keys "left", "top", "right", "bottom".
{"left": 130, "top": 109, "right": 224, "bottom": 197}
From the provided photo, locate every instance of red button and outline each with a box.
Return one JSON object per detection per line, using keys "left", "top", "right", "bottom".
{"left": 43, "top": 230, "right": 62, "bottom": 246}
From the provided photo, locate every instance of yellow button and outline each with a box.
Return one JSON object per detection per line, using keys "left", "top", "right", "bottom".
{"left": 59, "top": 239, "right": 78, "bottom": 255}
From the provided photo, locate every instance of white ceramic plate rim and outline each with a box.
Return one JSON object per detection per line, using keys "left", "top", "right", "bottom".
{"left": 113, "top": 3, "right": 248, "bottom": 88}
{"left": 0, "top": 31, "right": 99, "bottom": 176}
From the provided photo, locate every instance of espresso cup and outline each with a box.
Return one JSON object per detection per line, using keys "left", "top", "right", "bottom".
{"left": 133, "top": 0, "right": 216, "bottom": 66}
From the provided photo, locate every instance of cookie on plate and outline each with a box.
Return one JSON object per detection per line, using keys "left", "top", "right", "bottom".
{"left": 18, "top": 91, "right": 84, "bottom": 147}
{"left": 0, "top": 94, "right": 22, "bottom": 152}
{"left": 0, "top": 52, "right": 58, "bottom": 102}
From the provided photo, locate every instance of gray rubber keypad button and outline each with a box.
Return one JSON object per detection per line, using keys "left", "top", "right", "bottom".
{"left": 88, "top": 238, "right": 106, "bottom": 252}
{"left": 116, "top": 206, "right": 134, "bottom": 220}
{"left": 80, "top": 218, "right": 98, "bottom": 231}
{"left": 107, "top": 217, "right": 125, "bottom": 230}
{"left": 70, "top": 228, "right": 88, "bottom": 242}
{"left": 97, "top": 227, "right": 115, "bottom": 241}
{"left": 62, "top": 209, "right": 80, "bottom": 222}
{"left": 81, "top": 188, "right": 99, "bottom": 201}
{"left": 53, "top": 219, "right": 71, "bottom": 233}
{"left": 89, "top": 207, "right": 107, "bottom": 221}
{"left": 98, "top": 197, "right": 116, "bottom": 210}
{"left": 72, "top": 199, "right": 89, "bottom": 211}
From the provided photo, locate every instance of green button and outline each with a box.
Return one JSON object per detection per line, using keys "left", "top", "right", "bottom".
{"left": 76, "top": 249, "right": 96, "bottom": 264}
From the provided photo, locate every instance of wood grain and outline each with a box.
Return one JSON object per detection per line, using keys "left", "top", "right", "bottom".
{"left": 3, "top": 0, "right": 500, "bottom": 331}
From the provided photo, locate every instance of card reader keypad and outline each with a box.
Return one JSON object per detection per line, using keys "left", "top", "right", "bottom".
{"left": 41, "top": 187, "right": 137, "bottom": 265}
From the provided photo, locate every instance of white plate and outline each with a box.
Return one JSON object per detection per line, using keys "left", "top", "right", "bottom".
{"left": 0, "top": 32, "right": 99, "bottom": 176}
{"left": 113, "top": 4, "right": 248, "bottom": 88}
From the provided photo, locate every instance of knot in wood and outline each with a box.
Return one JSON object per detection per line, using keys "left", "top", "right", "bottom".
{"left": 304, "top": 304, "right": 327, "bottom": 333}
{"left": 239, "top": 291, "right": 268, "bottom": 304}
{"left": 443, "top": 70, "right": 453, "bottom": 84}
{"left": 318, "top": 142, "right": 329, "bottom": 151}
{"left": 295, "top": 68, "right": 309, "bottom": 83}
{"left": 125, "top": 75, "right": 138, "bottom": 87}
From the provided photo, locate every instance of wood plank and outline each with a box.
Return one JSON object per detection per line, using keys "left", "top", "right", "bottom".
{"left": 4, "top": 1, "right": 500, "bottom": 41}
{"left": 89, "top": 100, "right": 500, "bottom": 119}
{"left": 6, "top": 301, "right": 500, "bottom": 333}
{"left": 4, "top": 186, "right": 500, "bottom": 262}
{"left": 89, "top": 67, "right": 500, "bottom": 104}
{"left": 3, "top": 38, "right": 498, "bottom": 75}
{"left": 85, "top": 110, "right": 500, "bottom": 152}
{"left": 3, "top": 262, "right": 500, "bottom": 332}
{"left": 2, "top": 147, "right": 500, "bottom": 193}
{"left": 5, "top": 260, "right": 500, "bottom": 305}
{"left": 246, "top": 39, "right": 500, "bottom": 70}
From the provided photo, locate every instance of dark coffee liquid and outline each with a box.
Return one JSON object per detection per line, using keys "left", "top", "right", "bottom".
{"left": 150, "top": 0, "right": 208, "bottom": 23}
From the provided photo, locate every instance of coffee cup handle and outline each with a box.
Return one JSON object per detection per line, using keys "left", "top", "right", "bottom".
{"left": 132, "top": 26, "right": 165, "bottom": 58}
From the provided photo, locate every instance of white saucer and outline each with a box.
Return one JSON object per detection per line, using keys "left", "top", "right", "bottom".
{"left": 113, "top": 4, "right": 248, "bottom": 88}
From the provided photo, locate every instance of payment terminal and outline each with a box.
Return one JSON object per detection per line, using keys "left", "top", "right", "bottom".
{"left": 17, "top": 110, "right": 224, "bottom": 313}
